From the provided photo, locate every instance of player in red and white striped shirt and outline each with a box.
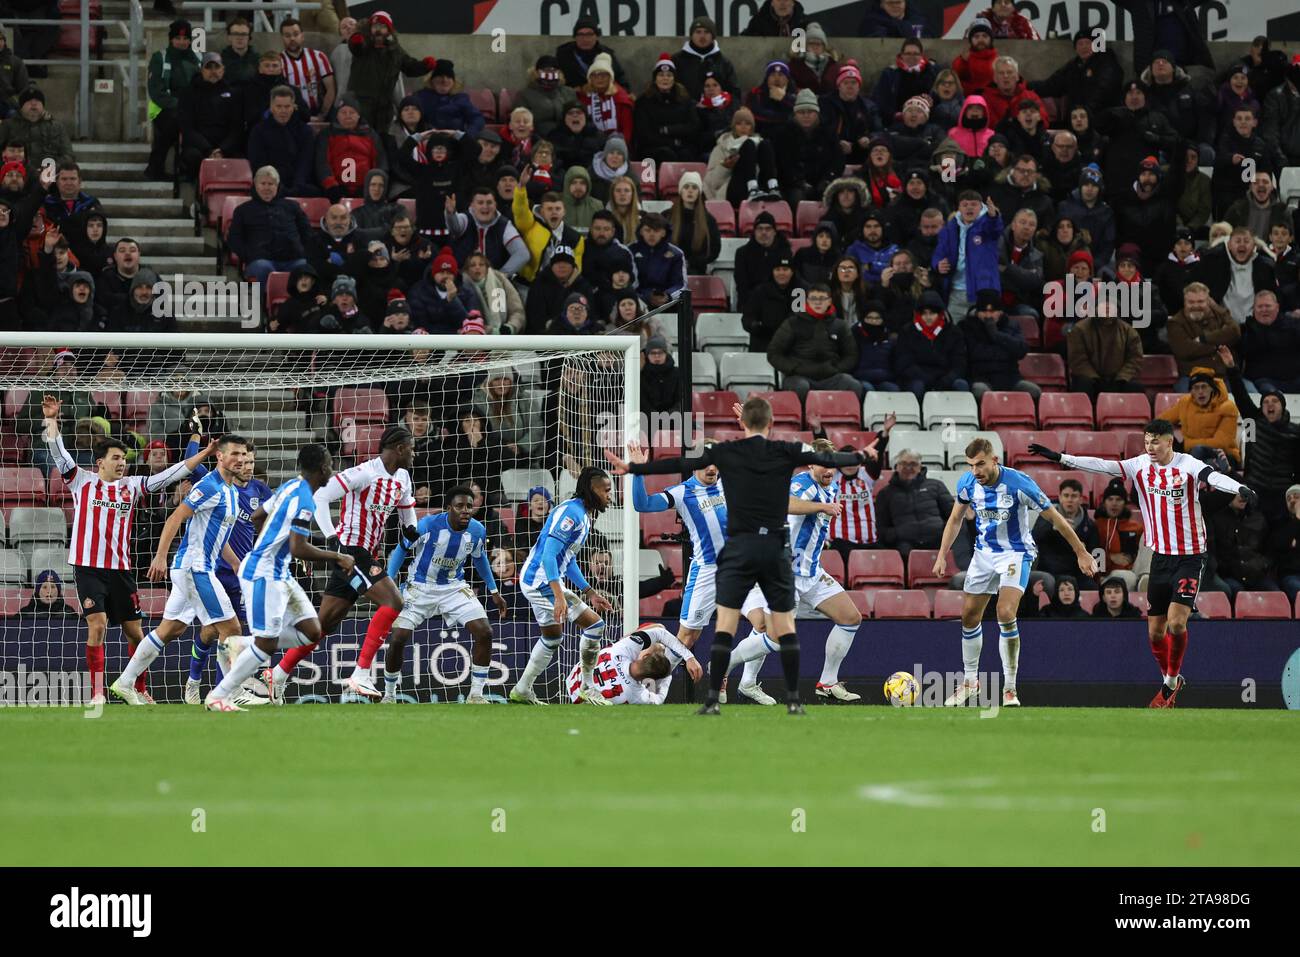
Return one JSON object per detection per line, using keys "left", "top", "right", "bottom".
{"left": 827, "top": 431, "right": 888, "bottom": 566}
{"left": 265, "top": 426, "right": 418, "bottom": 702}
{"left": 42, "top": 395, "right": 216, "bottom": 703}
{"left": 1031, "top": 419, "right": 1255, "bottom": 707}
{"left": 279, "top": 18, "right": 336, "bottom": 118}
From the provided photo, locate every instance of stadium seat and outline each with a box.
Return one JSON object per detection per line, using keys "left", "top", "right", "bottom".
{"left": 124, "top": 391, "right": 157, "bottom": 433}
{"left": 0, "top": 551, "right": 26, "bottom": 585}
{"left": 695, "top": 312, "right": 748, "bottom": 364}
{"left": 749, "top": 391, "right": 802, "bottom": 429}
{"left": 1, "top": 388, "right": 28, "bottom": 419}
{"left": 863, "top": 391, "right": 920, "bottom": 429}
{"left": 1011, "top": 312, "right": 1041, "bottom": 348}
{"left": 1121, "top": 431, "right": 1146, "bottom": 460}
{"left": 495, "top": 507, "right": 516, "bottom": 535}
{"left": 1233, "top": 591, "right": 1292, "bottom": 619}
{"left": 642, "top": 472, "right": 679, "bottom": 496}
{"left": 1138, "top": 355, "right": 1178, "bottom": 394}
{"left": 845, "top": 590, "right": 872, "bottom": 617}
{"left": 1153, "top": 392, "right": 1181, "bottom": 417}
{"left": 929, "top": 469, "right": 964, "bottom": 497}
{"left": 288, "top": 196, "right": 331, "bottom": 226}
{"left": 196, "top": 158, "right": 252, "bottom": 230}
{"left": 467, "top": 87, "right": 496, "bottom": 122}
{"left": 1019, "top": 353, "right": 1068, "bottom": 391}
{"left": 1079, "top": 471, "right": 1118, "bottom": 508}
{"left": 649, "top": 430, "right": 684, "bottom": 459}
{"left": 687, "top": 274, "right": 729, "bottom": 313}
{"left": 693, "top": 390, "right": 741, "bottom": 428}
{"left": 1279, "top": 167, "right": 1300, "bottom": 205}
{"left": 1129, "top": 592, "right": 1150, "bottom": 616}
{"left": 933, "top": 589, "right": 965, "bottom": 618}
{"left": 847, "top": 549, "right": 904, "bottom": 587}
{"left": 825, "top": 428, "right": 877, "bottom": 451}
{"left": 943, "top": 430, "right": 1002, "bottom": 467}
{"left": 770, "top": 429, "right": 814, "bottom": 445}
{"left": 907, "top": 549, "right": 955, "bottom": 588}
{"left": 0, "top": 467, "right": 45, "bottom": 507}
{"left": 1002, "top": 430, "right": 1063, "bottom": 468}
{"left": 0, "top": 586, "right": 26, "bottom": 616}
{"left": 0, "top": 431, "right": 27, "bottom": 465}
{"left": 873, "top": 589, "right": 931, "bottom": 619}
{"left": 795, "top": 200, "right": 827, "bottom": 237}
{"left": 737, "top": 200, "right": 794, "bottom": 235}
{"left": 1064, "top": 431, "right": 1123, "bottom": 458}
{"left": 872, "top": 470, "right": 893, "bottom": 495}
{"left": 626, "top": 161, "right": 656, "bottom": 199}
{"left": 803, "top": 390, "right": 861, "bottom": 432}
{"left": 1075, "top": 591, "right": 1100, "bottom": 614}
{"left": 1193, "top": 591, "right": 1231, "bottom": 619}
{"left": 922, "top": 391, "right": 979, "bottom": 431}
{"left": 496, "top": 88, "right": 517, "bottom": 117}
{"left": 892, "top": 431, "right": 946, "bottom": 469}
{"left": 640, "top": 510, "right": 681, "bottom": 545}
{"left": 8, "top": 507, "right": 65, "bottom": 547}
{"left": 691, "top": 352, "right": 719, "bottom": 390}
{"left": 265, "top": 272, "right": 291, "bottom": 318}
{"left": 55, "top": 0, "right": 105, "bottom": 59}
{"left": 719, "top": 353, "right": 775, "bottom": 398}
{"left": 1023, "top": 468, "right": 1074, "bottom": 502}
{"left": 332, "top": 388, "right": 388, "bottom": 428}
{"left": 89, "top": 390, "right": 122, "bottom": 423}
{"left": 138, "top": 589, "right": 168, "bottom": 619}
{"left": 28, "top": 545, "right": 72, "bottom": 584}
{"left": 979, "top": 391, "right": 1037, "bottom": 430}
{"left": 659, "top": 548, "right": 684, "bottom": 584}
{"left": 640, "top": 199, "right": 672, "bottom": 215}
{"left": 500, "top": 469, "right": 553, "bottom": 504}
{"left": 820, "top": 550, "right": 845, "bottom": 585}
{"left": 1038, "top": 392, "right": 1094, "bottom": 429}
{"left": 657, "top": 162, "right": 708, "bottom": 199}
{"left": 340, "top": 423, "right": 385, "bottom": 460}
{"left": 639, "top": 590, "right": 681, "bottom": 618}
{"left": 1095, "top": 393, "right": 1152, "bottom": 429}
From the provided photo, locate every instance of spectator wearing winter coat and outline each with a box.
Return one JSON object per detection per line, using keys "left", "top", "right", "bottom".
{"left": 39, "top": 162, "right": 101, "bottom": 257}
{"left": 1261, "top": 58, "right": 1300, "bottom": 168}
{"left": 1096, "top": 82, "right": 1179, "bottom": 195}
{"left": 787, "top": 22, "right": 843, "bottom": 97}
{"left": 457, "top": 251, "right": 523, "bottom": 335}
{"left": 629, "top": 213, "right": 687, "bottom": 308}
{"left": 733, "top": 210, "right": 792, "bottom": 312}
{"left": 561, "top": 166, "right": 603, "bottom": 232}
{"left": 667, "top": 172, "right": 720, "bottom": 275}
{"left": 93, "top": 239, "right": 160, "bottom": 319}
{"left": 246, "top": 85, "right": 317, "bottom": 195}
{"left": 743, "top": 61, "right": 797, "bottom": 139}
{"left": 1029, "top": 29, "right": 1124, "bottom": 118}
{"left": 634, "top": 55, "right": 703, "bottom": 166}
{"left": 577, "top": 53, "right": 635, "bottom": 142}
{"left": 1057, "top": 164, "right": 1115, "bottom": 268}
{"left": 241, "top": 51, "right": 311, "bottom": 136}
{"left": 1233, "top": 290, "right": 1299, "bottom": 393}
{"left": 1224, "top": 171, "right": 1291, "bottom": 242}
{"left": 445, "top": 186, "right": 529, "bottom": 277}
{"left": 820, "top": 175, "right": 868, "bottom": 250}
{"left": 859, "top": 0, "right": 930, "bottom": 38}
{"left": 874, "top": 447, "right": 956, "bottom": 560}
{"left": 693, "top": 71, "right": 737, "bottom": 158}
{"left": 1032, "top": 478, "right": 1100, "bottom": 582}
{"left": 846, "top": 210, "right": 900, "bottom": 286}
{"left": 177, "top": 54, "right": 244, "bottom": 178}
{"left": 672, "top": 17, "right": 740, "bottom": 100}
{"left": 551, "top": 103, "right": 605, "bottom": 174}
{"left": 411, "top": 60, "right": 483, "bottom": 137}
{"left": 851, "top": 299, "right": 899, "bottom": 391}
{"left": 1036, "top": 213, "right": 1091, "bottom": 285}
{"left": 962, "top": 289, "right": 1036, "bottom": 399}
{"left": 227, "top": 167, "right": 312, "bottom": 287}
{"left": 554, "top": 17, "right": 630, "bottom": 90}
{"left": 932, "top": 190, "right": 1003, "bottom": 318}
{"left": 873, "top": 39, "right": 939, "bottom": 122}
{"left": 1167, "top": 282, "right": 1240, "bottom": 381}
{"left": 793, "top": 221, "right": 839, "bottom": 286}
{"left": 317, "top": 275, "right": 371, "bottom": 334}
{"left": 1212, "top": 105, "right": 1280, "bottom": 220}
{"left": 143, "top": 21, "right": 198, "bottom": 178}
{"left": 345, "top": 237, "right": 401, "bottom": 325}
{"left": 1066, "top": 300, "right": 1145, "bottom": 399}
{"left": 407, "top": 246, "right": 475, "bottom": 333}
{"left": 996, "top": 208, "right": 1045, "bottom": 316}
{"left": 305, "top": 201, "right": 364, "bottom": 287}
{"left": 544, "top": 290, "right": 603, "bottom": 336}
{"left": 892, "top": 289, "right": 970, "bottom": 397}
{"left": 1158, "top": 367, "right": 1241, "bottom": 465}
{"left": 270, "top": 263, "right": 328, "bottom": 334}
{"left": 742, "top": 255, "right": 803, "bottom": 353}
{"left": 886, "top": 97, "right": 944, "bottom": 177}
{"left": 1196, "top": 226, "right": 1277, "bottom": 324}
{"left": 1220, "top": 341, "right": 1300, "bottom": 521}
{"left": 819, "top": 62, "right": 883, "bottom": 166}
{"left": 1211, "top": 491, "right": 1278, "bottom": 596}
{"left": 1112, "top": 152, "right": 1187, "bottom": 277}
{"left": 703, "top": 107, "right": 780, "bottom": 205}
{"left": 988, "top": 154, "right": 1054, "bottom": 231}
{"left": 640, "top": 335, "right": 683, "bottom": 414}
{"left": 350, "top": 168, "right": 398, "bottom": 232}
{"left": 511, "top": 169, "right": 586, "bottom": 283}
{"left": 766, "top": 283, "right": 862, "bottom": 401}
{"left": 523, "top": 247, "right": 595, "bottom": 335}
{"left": 947, "top": 94, "right": 993, "bottom": 160}
{"left": 981, "top": 57, "right": 1047, "bottom": 132}
{"left": 953, "top": 18, "right": 998, "bottom": 96}
{"left": 1091, "top": 577, "right": 1142, "bottom": 618}
{"left": 314, "top": 94, "right": 386, "bottom": 201}
{"left": 742, "top": 0, "right": 810, "bottom": 36}
{"left": 518, "top": 55, "right": 578, "bottom": 139}
{"left": 1141, "top": 52, "right": 1214, "bottom": 157}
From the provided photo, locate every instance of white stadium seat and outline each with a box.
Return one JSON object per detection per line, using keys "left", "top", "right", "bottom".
{"left": 863, "top": 391, "right": 921, "bottom": 429}
{"left": 922, "top": 391, "right": 979, "bottom": 431}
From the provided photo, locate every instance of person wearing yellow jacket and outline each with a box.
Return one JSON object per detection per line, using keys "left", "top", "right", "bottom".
{"left": 145, "top": 20, "right": 200, "bottom": 180}
{"left": 1158, "top": 367, "right": 1242, "bottom": 466}
{"left": 512, "top": 165, "right": 585, "bottom": 283}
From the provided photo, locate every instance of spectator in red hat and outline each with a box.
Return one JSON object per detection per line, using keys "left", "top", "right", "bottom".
{"left": 407, "top": 245, "right": 476, "bottom": 333}
{"left": 344, "top": 11, "right": 437, "bottom": 133}
{"left": 819, "top": 60, "right": 883, "bottom": 165}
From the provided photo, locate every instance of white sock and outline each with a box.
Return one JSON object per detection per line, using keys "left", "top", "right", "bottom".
{"left": 998, "top": 620, "right": 1020, "bottom": 691}
{"left": 517, "top": 636, "right": 562, "bottom": 691}
{"left": 271, "top": 664, "right": 292, "bottom": 685}
{"left": 470, "top": 665, "right": 488, "bottom": 697}
{"left": 820, "top": 623, "right": 859, "bottom": 686}
{"left": 213, "top": 641, "right": 268, "bottom": 699}
{"left": 579, "top": 622, "right": 605, "bottom": 687}
{"left": 727, "top": 632, "right": 772, "bottom": 672}
{"left": 766, "top": 178, "right": 779, "bottom": 190}
{"left": 961, "top": 624, "right": 983, "bottom": 684}
{"left": 118, "top": 630, "right": 164, "bottom": 685}
{"left": 215, "top": 638, "right": 233, "bottom": 676}
{"left": 741, "top": 656, "right": 764, "bottom": 685}
{"left": 384, "top": 669, "right": 400, "bottom": 696}
{"left": 1164, "top": 673, "right": 1178, "bottom": 689}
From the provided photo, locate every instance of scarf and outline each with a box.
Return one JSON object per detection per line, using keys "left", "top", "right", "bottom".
{"left": 896, "top": 55, "right": 930, "bottom": 74}
{"left": 914, "top": 313, "right": 946, "bottom": 340}
{"left": 698, "top": 90, "right": 733, "bottom": 109}
{"left": 591, "top": 151, "right": 628, "bottom": 181}
{"left": 585, "top": 90, "right": 623, "bottom": 134}
{"left": 803, "top": 52, "right": 829, "bottom": 74}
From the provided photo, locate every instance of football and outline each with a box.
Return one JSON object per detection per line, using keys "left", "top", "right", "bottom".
{"left": 883, "top": 671, "right": 920, "bottom": 707}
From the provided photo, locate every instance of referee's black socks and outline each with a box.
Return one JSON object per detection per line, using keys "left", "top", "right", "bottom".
{"left": 707, "top": 631, "right": 733, "bottom": 703}
{"left": 777, "top": 632, "right": 800, "bottom": 702}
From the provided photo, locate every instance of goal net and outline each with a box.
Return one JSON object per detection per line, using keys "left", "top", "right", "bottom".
{"left": 0, "top": 333, "right": 640, "bottom": 705}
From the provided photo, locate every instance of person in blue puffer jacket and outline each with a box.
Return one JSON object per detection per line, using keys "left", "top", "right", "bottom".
{"left": 412, "top": 60, "right": 484, "bottom": 138}
{"left": 845, "top": 210, "right": 899, "bottom": 286}
{"left": 931, "top": 188, "right": 1002, "bottom": 318}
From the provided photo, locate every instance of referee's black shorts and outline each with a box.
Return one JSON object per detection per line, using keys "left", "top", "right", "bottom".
{"left": 716, "top": 532, "right": 796, "bottom": 613}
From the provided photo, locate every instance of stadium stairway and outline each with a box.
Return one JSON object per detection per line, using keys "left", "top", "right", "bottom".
{"left": 204, "top": 389, "right": 313, "bottom": 487}
{"left": 76, "top": 142, "right": 238, "bottom": 332}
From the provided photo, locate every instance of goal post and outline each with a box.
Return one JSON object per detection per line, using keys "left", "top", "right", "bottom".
{"left": 0, "top": 332, "right": 641, "bottom": 704}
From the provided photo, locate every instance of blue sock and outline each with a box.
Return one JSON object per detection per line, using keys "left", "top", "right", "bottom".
{"left": 188, "top": 637, "right": 214, "bottom": 681}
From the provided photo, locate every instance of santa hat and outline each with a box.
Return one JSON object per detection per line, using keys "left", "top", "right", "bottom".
{"left": 369, "top": 9, "right": 394, "bottom": 31}
{"left": 460, "top": 310, "right": 486, "bottom": 335}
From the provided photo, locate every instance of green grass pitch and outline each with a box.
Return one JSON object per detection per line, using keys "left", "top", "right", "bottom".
{"left": 2, "top": 705, "right": 1298, "bottom": 866}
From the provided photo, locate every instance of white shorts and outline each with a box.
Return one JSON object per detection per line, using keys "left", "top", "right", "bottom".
{"left": 521, "top": 582, "right": 590, "bottom": 628}
{"left": 963, "top": 549, "right": 1034, "bottom": 596}
{"left": 163, "top": 567, "right": 236, "bottom": 627}
{"left": 241, "top": 576, "right": 316, "bottom": 638}
{"left": 395, "top": 579, "right": 488, "bottom": 631}
{"left": 679, "top": 562, "right": 717, "bottom": 629}
{"left": 741, "top": 571, "right": 844, "bottom": 617}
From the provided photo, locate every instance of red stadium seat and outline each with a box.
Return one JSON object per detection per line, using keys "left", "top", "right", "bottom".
{"left": 872, "top": 470, "right": 893, "bottom": 495}
{"left": 398, "top": 197, "right": 416, "bottom": 220}
{"left": 626, "top": 161, "right": 657, "bottom": 199}
{"left": 1130, "top": 592, "right": 1150, "bottom": 616}
{"left": 660, "top": 549, "right": 684, "bottom": 584}
{"left": 219, "top": 194, "right": 253, "bottom": 266}
{"left": 848, "top": 549, "right": 904, "bottom": 587}
{"left": 265, "top": 272, "right": 291, "bottom": 318}
{"left": 467, "top": 87, "right": 497, "bottom": 122}
{"left": 342, "top": 423, "right": 385, "bottom": 459}
{"left": 1, "top": 388, "right": 28, "bottom": 419}
{"left": 1011, "top": 312, "right": 1041, "bottom": 348}
{"left": 706, "top": 199, "right": 736, "bottom": 236}
{"left": 805, "top": 390, "right": 861, "bottom": 431}
{"left": 332, "top": 388, "right": 389, "bottom": 429}
{"left": 0, "top": 467, "right": 44, "bottom": 506}
{"left": 686, "top": 274, "right": 729, "bottom": 312}
{"left": 288, "top": 196, "right": 331, "bottom": 225}
{"left": 846, "top": 590, "right": 873, "bottom": 617}
{"left": 1153, "top": 392, "right": 1181, "bottom": 417}
{"left": 1023, "top": 468, "right": 1074, "bottom": 502}
{"left": 1122, "top": 431, "right": 1147, "bottom": 460}
{"left": 1234, "top": 591, "right": 1292, "bottom": 619}
{"left": 1095, "top": 393, "right": 1152, "bottom": 429}
{"left": 197, "top": 158, "right": 252, "bottom": 228}
{"left": 339, "top": 197, "right": 364, "bottom": 212}
{"left": 737, "top": 200, "right": 793, "bottom": 235}
{"left": 496, "top": 89, "right": 517, "bottom": 118}
{"left": 1138, "top": 354, "right": 1178, "bottom": 393}
{"left": 138, "top": 588, "right": 168, "bottom": 619}
{"left": 1078, "top": 471, "right": 1116, "bottom": 508}
{"left": 1063, "top": 431, "right": 1123, "bottom": 458}
{"left": 1194, "top": 591, "right": 1231, "bottom": 619}
{"left": 821, "top": 550, "right": 845, "bottom": 584}
{"left": 0, "top": 431, "right": 29, "bottom": 465}
{"left": 907, "top": 549, "right": 955, "bottom": 588}
{"left": 639, "top": 590, "right": 681, "bottom": 618}
{"left": 0, "top": 587, "right": 27, "bottom": 617}
{"left": 1001, "top": 430, "right": 1063, "bottom": 468}
{"left": 770, "top": 429, "right": 814, "bottom": 444}
{"left": 933, "top": 589, "right": 965, "bottom": 618}
{"left": 980, "top": 391, "right": 1037, "bottom": 429}
{"left": 55, "top": 0, "right": 103, "bottom": 56}
{"left": 650, "top": 431, "right": 684, "bottom": 459}
{"left": 795, "top": 200, "right": 827, "bottom": 237}
{"left": 658, "top": 162, "right": 708, "bottom": 198}
{"left": 692, "top": 391, "right": 741, "bottom": 428}
{"left": 1076, "top": 590, "right": 1100, "bottom": 613}
{"left": 494, "top": 507, "right": 515, "bottom": 535}
{"left": 640, "top": 510, "right": 681, "bottom": 545}
{"left": 749, "top": 391, "right": 803, "bottom": 429}
{"left": 825, "top": 428, "right": 877, "bottom": 451}
{"left": 788, "top": 237, "right": 811, "bottom": 253}
{"left": 125, "top": 391, "right": 157, "bottom": 433}
{"left": 642, "top": 473, "right": 679, "bottom": 495}
{"left": 709, "top": 427, "right": 745, "bottom": 443}
{"left": 1019, "top": 353, "right": 1068, "bottom": 391}
{"left": 1038, "top": 392, "right": 1094, "bottom": 429}
{"left": 873, "top": 589, "right": 931, "bottom": 619}
{"left": 89, "top": 390, "right": 122, "bottom": 422}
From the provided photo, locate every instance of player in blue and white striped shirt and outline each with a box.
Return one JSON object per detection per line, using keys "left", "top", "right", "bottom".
{"left": 381, "top": 485, "right": 508, "bottom": 703}
{"left": 731, "top": 439, "right": 866, "bottom": 703}
{"left": 510, "top": 466, "right": 616, "bottom": 705}
{"left": 109, "top": 434, "right": 249, "bottom": 706}
{"left": 934, "top": 437, "right": 1098, "bottom": 707}
{"left": 203, "top": 444, "right": 356, "bottom": 712}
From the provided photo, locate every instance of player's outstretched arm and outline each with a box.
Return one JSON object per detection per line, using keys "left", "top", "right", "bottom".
{"left": 148, "top": 501, "right": 196, "bottom": 581}
{"left": 798, "top": 448, "right": 867, "bottom": 469}
{"left": 289, "top": 528, "right": 355, "bottom": 572}
{"left": 932, "top": 500, "right": 969, "bottom": 578}
{"left": 1032, "top": 442, "right": 1125, "bottom": 476}
{"left": 1042, "top": 505, "right": 1101, "bottom": 579}
{"left": 1199, "top": 466, "right": 1253, "bottom": 503}
{"left": 788, "top": 495, "right": 842, "bottom": 517}
{"left": 607, "top": 447, "right": 711, "bottom": 476}
{"left": 142, "top": 440, "right": 217, "bottom": 493}
{"left": 40, "top": 395, "right": 78, "bottom": 478}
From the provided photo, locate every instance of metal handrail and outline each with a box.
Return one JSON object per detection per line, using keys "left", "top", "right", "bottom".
{"left": 179, "top": 2, "right": 321, "bottom": 33}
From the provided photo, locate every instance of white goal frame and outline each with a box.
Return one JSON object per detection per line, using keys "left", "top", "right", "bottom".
{"left": 0, "top": 331, "right": 643, "bottom": 636}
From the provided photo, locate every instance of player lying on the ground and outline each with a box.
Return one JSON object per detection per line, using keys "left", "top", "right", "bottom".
{"left": 509, "top": 466, "right": 616, "bottom": 705}
{"left": 934, "top": 437, "right": 1099, "bottom": 707}
{"left": 41, "top": 395, "right": 217, "bottom": 704}
{"left": 724, "top": 438, "right": 862, "bottom": 703}
{"left": 1029, "top": 418, "right": 1254, "bottom": 708}
{"left": 109, "top": 434, "right": 254, "bottom": 705}
{"left": 383, "top": 484, "right": 508, "bottom": 703}
{"left": 205, "top": 444, "right": 357, "bottom": 712}
{"left": 266, "top": 426, "right": 417, "bottom": 703}
{"left": 565, "top": 622, "right": 702, "bottom": 704}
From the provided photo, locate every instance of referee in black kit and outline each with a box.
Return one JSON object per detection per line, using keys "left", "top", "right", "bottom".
{"left": 605, "top": 395, "right": 868, "bottom": 715}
